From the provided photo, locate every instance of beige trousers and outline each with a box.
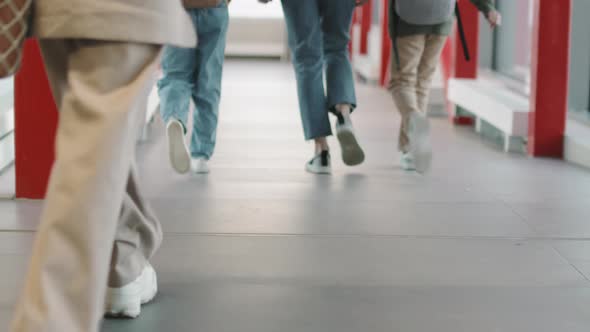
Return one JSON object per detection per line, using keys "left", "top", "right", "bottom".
{"left": 389, "top": 34, "right": 447, "bottom": 152}
{"left": 10, "top": 40, "right": 163, "bottom": 332}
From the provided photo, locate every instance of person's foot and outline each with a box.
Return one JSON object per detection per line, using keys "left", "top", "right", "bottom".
{"left": 335, "top": 115, "right": 365, "bottom": 166}
{"left": 400, "top": 152, "right": 416, "bottom": 171}
{"left": 166, "top": 119, "right": 191, "bottom": 174}
{"left": 306, "top": 150, "right": 332, "bottom": 174}
{"left": 105, "top": 263, "right": 158, "bottom": 319}
{"left": 407, "top": 111, "right": 432, "bottom": 173}
{"left": 191, "top": 158, "right": 210, "bottom": 174}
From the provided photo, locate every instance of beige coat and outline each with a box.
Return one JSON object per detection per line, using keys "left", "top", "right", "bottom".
{"left": 33, "top": 0, "right": 196, "bottom": 48}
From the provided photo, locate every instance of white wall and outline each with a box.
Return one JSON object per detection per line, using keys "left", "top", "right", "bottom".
{"left": 226, "top": 1, "right": 288, "bottom": 58}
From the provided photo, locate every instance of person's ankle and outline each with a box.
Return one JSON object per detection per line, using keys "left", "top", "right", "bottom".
{"left": 314, "top": 140, "right": 329, "bottom": 154}
{"left": 334, "top": 104, "right": 352, "bottom": 124}
{"left": 315, "top": 146, "right": 329, "bottom": 154}
{"left": 335, "top": 104, "right": 352, "bottom": 116}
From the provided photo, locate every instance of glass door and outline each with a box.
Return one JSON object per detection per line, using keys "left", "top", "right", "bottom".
{"left": 0, "top": 77, "right": 15, "bottom": 173}
{"left": 493, "top": 0, "right": 534, "bottom": 90}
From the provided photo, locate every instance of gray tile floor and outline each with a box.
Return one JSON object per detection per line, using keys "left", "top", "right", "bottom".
{"left": 1, "top": 59, "right": 590, "bottom": 331}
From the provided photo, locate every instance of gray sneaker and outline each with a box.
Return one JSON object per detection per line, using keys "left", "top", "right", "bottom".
{"left": 400, "top": 152, "right": 416, "bottom": 171}
{"left": 407, "top": 111, "right": 432, "bottom": 173}
{"left": 335, "top": 116, "right": 365, "bottom": 166}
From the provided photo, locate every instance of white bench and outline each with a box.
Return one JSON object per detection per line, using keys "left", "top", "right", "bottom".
{"left": 448, "top": 78, "right": 530, "bottom": 152}
{"left": 565, "top": 118, "right": 590, "bottom": 169}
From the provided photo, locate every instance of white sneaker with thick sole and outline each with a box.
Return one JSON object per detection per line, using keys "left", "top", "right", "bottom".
{"left": 166, "top": 120, "right": 191, "bottom": 174}
{"left": 407, "top": 111, "right": 432, "bottom": 173}
{"left": 105, "top": 263, "right": 158, "bottom": 319}
{"left": 306, "top": 150, "right": 332, "bottom": 174}
{"left": 400, "top": 152, "right": 416, "bottom": 171}
{"left": 191, "top": 158, "right": 210, "bottom": 174}
{"left": 335, "top": 118, "right": 365, "bottom": 166}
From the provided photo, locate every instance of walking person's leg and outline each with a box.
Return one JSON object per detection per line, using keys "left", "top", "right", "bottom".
{"left": 416, "top": 35, "right": 448, "bottom": 115}
{"left": 321, "top": 0, "right": 364, "bottom": 166}
{"left": 105, "top": 165, "right": 163, "bottom": 318}
{"left": 281, "top": 0, "right": 333, "bottom": 174}
{"left": 10, "top": 39, "right": 161, "bottom": 332}
{"left": 158, "top": 11, "right": 199, "bottom": 174}
{"left": 388, "top": 35, "right": 432, "bottom": 173}
{"left": 190, "top": 3, "right": 229, "bottom": 173}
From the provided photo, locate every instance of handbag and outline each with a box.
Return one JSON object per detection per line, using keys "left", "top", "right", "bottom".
{"left": 0, "top": 0, "right": 33, "bottom": 78}
{"left": 183, "top": 0, "right": 224, "bottom": 9}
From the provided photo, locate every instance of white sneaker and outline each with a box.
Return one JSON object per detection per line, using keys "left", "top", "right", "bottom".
{"left": 407, "top": 111, "right": 432, "bottom": 173}
{"left": 335, "top": 117, "right": 365, "bottom": 166}
{"left": 191, "top": 158, "right": 210, "bottom": 174}
{"left": 400, "top": 152, "right": 416, "bottom": 171}
{"left": 166, "top": 120, "right": 190, "bottom": 174}
{"left": 306, "top": 150, "right": 332, "bottom": 174}
{"left": 105, "top": 263, "right": 158, "bottom": 319}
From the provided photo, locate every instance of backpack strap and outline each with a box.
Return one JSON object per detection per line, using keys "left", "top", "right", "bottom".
{"left": 455, "top": 3, "right": 470, "bottom": 62}
{"left": 392, "top": 0, "right": 402, "bottom": 71}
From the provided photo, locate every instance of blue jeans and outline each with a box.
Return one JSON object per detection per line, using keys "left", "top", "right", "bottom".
{"left": 158, "top": 3, "right": 229, "bottom": 159}
{"left": 281, "top": 0, "right": 357, "bottom": 140}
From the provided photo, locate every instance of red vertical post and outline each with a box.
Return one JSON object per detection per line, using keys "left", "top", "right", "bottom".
{"left": 14, "top": 40, "right": 58, "bottom": 199}
{"left": 360, "top": 0, "right": 372, "bottom": 55}
{"left": 379, "top": 0, "right": 391, "bottom": 86}
{"left": 528, "top": 0, "right": 571, "bottom": 157}
{"left": 454, "top": 0, "right": 480, "bottom": 79}
{"left": 442, "top": 0, "right": 480, "bottom": 124}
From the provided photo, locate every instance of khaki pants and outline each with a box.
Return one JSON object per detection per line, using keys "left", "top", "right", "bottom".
{"left": 10, "top": 40, "right": 163, "bottom": 332}
{"left": 389, "top": 34, "right": 447, "bottom": 152}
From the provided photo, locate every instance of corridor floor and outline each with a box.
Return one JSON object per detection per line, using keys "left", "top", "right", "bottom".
{"left": 2, "top": 60, "right": 590, "bottom": 331}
